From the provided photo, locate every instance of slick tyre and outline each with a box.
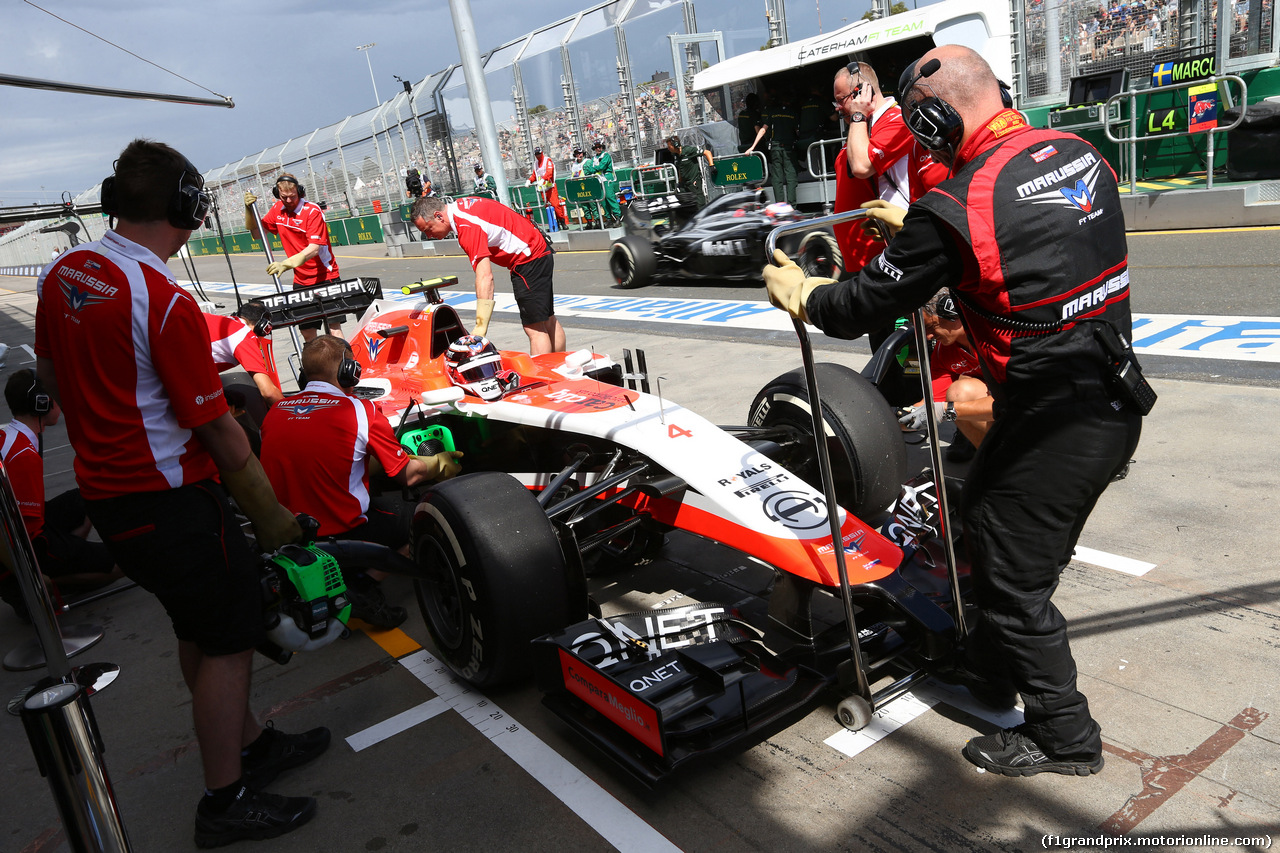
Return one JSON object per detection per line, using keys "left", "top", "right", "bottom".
{"left": 748, "top": 363, "right": 906, "bottom": 520}
{"left": 609, "top": 234, "right": 656, "bottom": 289}
{"left": 796, "top": 230, "right": 842, "bottom": 279}
{"left": 412, "top": 472, "right": 578, "bottom": 688}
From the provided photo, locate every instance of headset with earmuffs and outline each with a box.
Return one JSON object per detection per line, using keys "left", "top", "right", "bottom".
{"left": 100, "top": 154, "right": 211, "bottom": 230}
{"left": 237, "top": 308, "right": 273, "bottom": 338}
{"left": 336, "top": 346, "right": 362, "bottom": 389}
{"left": 272, "top": 174, "right": 307, "bottom": 199}
{"left": 844, "top": 61, "right": 874, "bottom": 99}
{"left": 898, "top": 59, "right": 1017, "bottom": 162}
{"left": 27, "top": 376, "right": 51, "bottom": 417}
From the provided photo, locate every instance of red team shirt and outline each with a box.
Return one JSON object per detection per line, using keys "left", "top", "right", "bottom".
{"left": 259, "top": 198, "right": 339, "bottom": 287}
{"left": 1, "top": 421, "right": 44, "bottom": 538}
{"left": 205, "top": 313, "right": 270, "bottom": 374}
{"left": 447, "top": 197, "right": 549, "bottom": 271}
{"left": 35, "top": 231, "right": 228, "bottom": 499}
{"left": 259, "top": 382, "right": 409, "bottom": 534}
{"left": 928, "top": 341, "right": 983, "bottom": 402}
{"left": 834, "top": 99, "right": 948, "bottom": 273}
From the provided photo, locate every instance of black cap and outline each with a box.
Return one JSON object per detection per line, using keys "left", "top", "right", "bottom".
{"left": 592, "top": 139, "right": 604, "bottom": 149}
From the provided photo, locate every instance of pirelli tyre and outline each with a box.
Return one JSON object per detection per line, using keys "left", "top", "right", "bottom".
{"left": 747, "top": 363, "right": 907, "bottom": 520}
{"left": 609, "top": 234, "right": 657, "bottom": 289}
{"left": 796, "top": 230, "right": 842, "bottom": 279}
{"left": 412, "top": 472, "right": 579, "bottom": 688}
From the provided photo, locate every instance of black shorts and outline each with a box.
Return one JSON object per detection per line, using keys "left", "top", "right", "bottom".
{"left": 335, "top": 492, "right": 413, "bottom": 552}
{"left": 35, "top": 489, "right": 116, "bottom": 578}
{"left": 509, "top": 254, "right": 556, "bottom": 326}
{"left": 296, "top": 276, "right": 346, "bottom": 331}
{"left": 85, "top": 480, "right": 265, "bottom": 656}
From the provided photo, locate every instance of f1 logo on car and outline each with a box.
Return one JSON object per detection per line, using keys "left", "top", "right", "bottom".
{"left": 763, "top": 491, "right": 828, "bottom": 531}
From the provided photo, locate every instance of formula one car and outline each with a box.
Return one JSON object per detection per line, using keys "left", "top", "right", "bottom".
{"left": 608, "top": 189, "right": 841, "bottom": 289}
{"left": 342, "top": 275, "right": 968, "bottom": 785}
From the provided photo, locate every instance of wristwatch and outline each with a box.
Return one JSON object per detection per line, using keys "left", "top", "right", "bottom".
{"left": 849, "top": 111, "right": 867, "bottom": 123}
{"left": 942, "top": 402, "right": 957, "bottom": 422}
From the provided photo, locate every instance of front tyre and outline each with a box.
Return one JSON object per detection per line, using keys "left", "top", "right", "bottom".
{"left": 412, "top": 472, "right": 579, "bottom": 688}
{"left": 796, "top": 230, "right": 842, "bottom": 279}
{"left": 748, "top": 363, "right": 906, "bottom": 520}
{"left": 609, "top": 234, "right": 657, "bottom": 289}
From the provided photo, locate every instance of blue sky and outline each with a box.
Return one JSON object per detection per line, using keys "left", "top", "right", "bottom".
{"left": 0, "top": 0, "right": 859, "bottom": 203}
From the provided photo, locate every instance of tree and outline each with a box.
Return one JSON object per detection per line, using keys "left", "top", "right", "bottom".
{"left": 862, "top": 2, "right": 908, "bottom": 20}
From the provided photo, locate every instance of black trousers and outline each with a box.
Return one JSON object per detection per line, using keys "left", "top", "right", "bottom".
{"left": 961, "top": 378, "right": 1142, "bottom": 757}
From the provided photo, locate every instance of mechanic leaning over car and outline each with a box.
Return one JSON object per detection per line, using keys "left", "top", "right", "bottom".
{"left": 244, "top": 174, "right": 344, "bottom": 342}
{"left": 764, "top": 45, "right": 1147, "bottom": 778}
{"left": 205, "top": 299, "right": 283, "bottom": 408}
{"left": 36, "top": 139, "right": 326, "bottom": 845}
{"left": 411, "top": 195, "right": 567, "bottom": 356}
{"left": 259, "top": 336, "right": 462, "bottom": 629}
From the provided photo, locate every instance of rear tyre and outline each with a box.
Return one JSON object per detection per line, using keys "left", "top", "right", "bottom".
{"left": 412, "top": 472, "right": 578, "bottom": 688}
{"left": 609, "top": 234, "right": 656, "bottom": 289}
{"left": 748, "top": 363, "right": 906, "bottom": 520}
{"left": 796, "top": 231, "right": 842, "bottom": 279}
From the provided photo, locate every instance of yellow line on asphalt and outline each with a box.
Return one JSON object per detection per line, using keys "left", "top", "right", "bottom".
{"left": 353, "top": 621, "right": 423, "bottom": 658}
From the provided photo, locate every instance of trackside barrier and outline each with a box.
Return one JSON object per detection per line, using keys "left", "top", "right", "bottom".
{"left": 0, "top": 465, "right": 131, "bottom": 852}
{"left": 1105, "top": 74, "right": 1248, "bottom": 193}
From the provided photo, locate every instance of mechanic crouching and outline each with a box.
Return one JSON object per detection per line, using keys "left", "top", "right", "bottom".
{"left": 259, "top": 336, "right": 462, "bottom": 628}
{"left": 764, "top": 45, "right": 1148, "bottom": 777}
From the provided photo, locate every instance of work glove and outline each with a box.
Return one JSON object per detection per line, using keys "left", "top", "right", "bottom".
{"left": 220, "top": 453, "right": 301, "bottom": 553}
{"left": 414, "top": 451, "right": 464, "bottom": 482}
{"left": 266, "top": 251, "right": 307, "bottom": 277}
{"left": 763, "top": 249, "right": 833, "bottom": 325}
{"left": 244, "top": 192, "right": 258, "bottom": 207}
{"left": 473, "top": 298, "right": 496, "bottom": 337}
{"left": 860, "top": 199, "right": 908, "bottom": 240}
{"left": 898, "top": 401, "right": 947, "bottom": 432}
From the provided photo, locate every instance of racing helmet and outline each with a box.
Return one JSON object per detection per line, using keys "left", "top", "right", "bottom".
{"left": 445, "top": 335, "right": 513, "bottom": 401}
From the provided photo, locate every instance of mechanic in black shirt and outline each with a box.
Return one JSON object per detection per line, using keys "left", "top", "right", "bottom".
{"left": 766, "top": 90, "right": 800, "bottom": 204}
{"left": 737, "top": 91, "right": 768, "bottom": 155}
{"left": 665, "top": 134, "right": 715, "bottom": 209}
{"left": 764, "top": 44, "right": 1145, "bottom": 778}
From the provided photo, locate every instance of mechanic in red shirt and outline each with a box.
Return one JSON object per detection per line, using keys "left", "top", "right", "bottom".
{"left": 831, "top": 62, "right": 947, "bottom": 312}
{"left": 0, "top": 370, "right": 122, "bottom": 620}
{"left": 205, "top": 299, "right": 283, "bottom": 407}
{"left": 259, "top": 336, "right": 461, "bottom": 628}
{"left": 528, "top": 147, "right": 567, "bottom": 227}
{"left": 411, "top": 195, "right": 567, "bottom": 356}
{"left": 244, "top": 174, "right": 343, "bottom": 341}
{"left": 36, "top": 139, "right": 322, "bottom": 845}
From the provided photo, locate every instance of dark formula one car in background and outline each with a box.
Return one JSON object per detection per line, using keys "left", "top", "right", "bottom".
{"left": 608, "top": 189, "right": 842, "bottom": 289}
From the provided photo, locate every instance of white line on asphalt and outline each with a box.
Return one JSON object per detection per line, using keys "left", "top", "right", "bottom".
{"left": 399, "top": 650, "right": 682, "bottom": 853}
{"left": 824, "top": 681, "right": 1025, "bottom": 759}
{"left": 345, "top": 697, "right": 450, "bottom": 752}
{"left": 1072, "top": 545, "right": 1157, "bottom": 576}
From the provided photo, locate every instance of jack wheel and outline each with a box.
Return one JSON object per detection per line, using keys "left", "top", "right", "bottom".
{"left": 837, "top": 695, "right": 873, "bottom": 731}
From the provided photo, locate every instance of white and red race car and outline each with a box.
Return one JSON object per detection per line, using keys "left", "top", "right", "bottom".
{"left": 343, "top": 277, "right": 964, "bottom": 785}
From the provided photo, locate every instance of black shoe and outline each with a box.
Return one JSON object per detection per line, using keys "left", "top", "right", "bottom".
{"left": 962, "top": 725, "right": 1104, "bottom": 777}
{"left": 242, "top": 720, "right": 331, "bottom": 790}
{"left": 934, "top": 660, "right": 1018, "bottom": 710}
{"left": 946, "top": 430, "right": 976, "bottom": 462}
{"left": 346, "top": 581, "right": 408, "bottom": 629}
{"left": 194, "top": 786, "right": 316, "bottom": 848}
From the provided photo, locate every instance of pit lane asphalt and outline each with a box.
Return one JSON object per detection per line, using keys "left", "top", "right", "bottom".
{"left": 2, "top": 230, "right": 1279, "bottom": 851}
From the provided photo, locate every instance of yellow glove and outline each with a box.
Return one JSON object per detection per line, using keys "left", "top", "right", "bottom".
{"left": 266, "top": 252, "right": 307, "bottom": 277}
{"left": 473, "top": 298, "right": 495, "bottom": 337}
{"left": 220, "top": 453, "right": 301, "bottom": 553}
{"left": 244, "top": 192, "right": 258, "bottom": 207}
{"left": 763, "top": 249, "right": 834, "bottom": 325}
{"left": 860, "top": 199, "right": 908, "bottom": 240}
{"left": 414, "top": 451, "right": 464, "bottom": 482}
